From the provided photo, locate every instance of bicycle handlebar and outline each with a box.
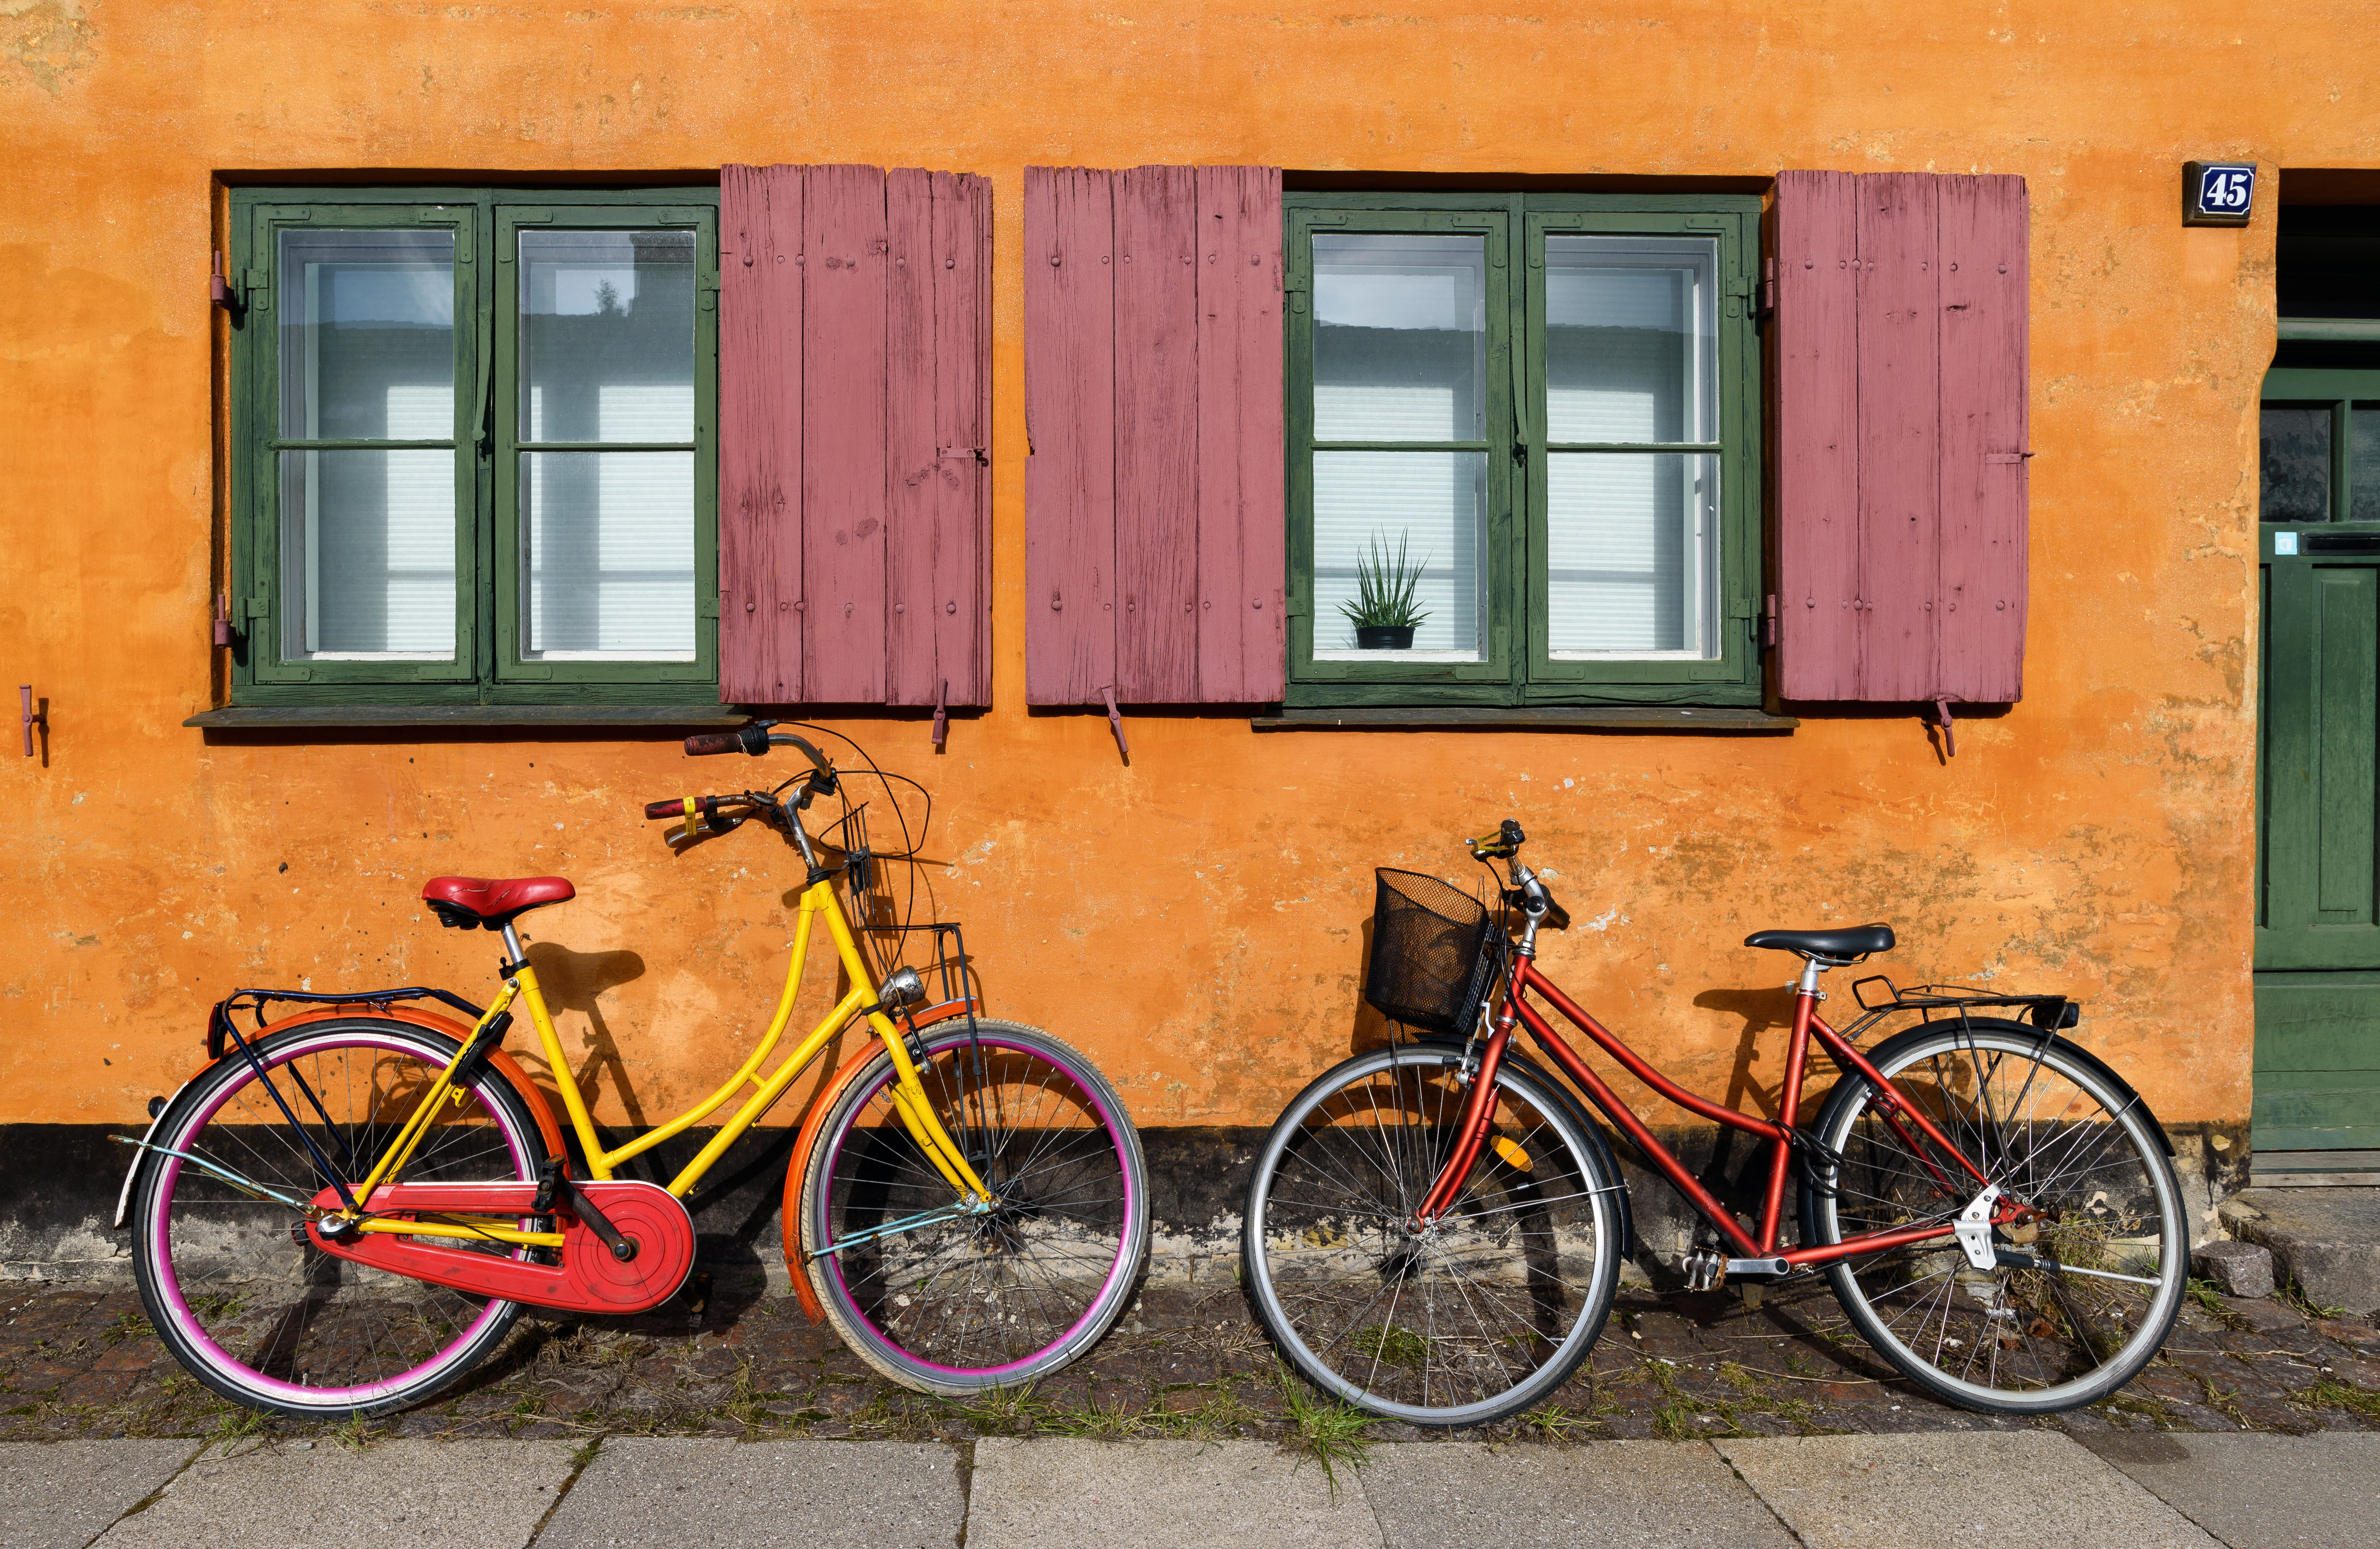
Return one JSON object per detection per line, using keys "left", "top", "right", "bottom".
{"left": 683, "top": 731, "right": 751, "bottom": 756}
{"left": 644, "top": 794, "right": 751, "bottom": 822}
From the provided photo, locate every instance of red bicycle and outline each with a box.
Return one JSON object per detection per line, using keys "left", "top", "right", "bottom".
{"left": 1243, "top": 819, "right": 2186, "bottom": 1426}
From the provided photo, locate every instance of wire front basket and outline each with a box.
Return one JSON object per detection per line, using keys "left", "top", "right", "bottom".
{"left": 1362, "top": 869, "right": 1498, "bottom": 1037}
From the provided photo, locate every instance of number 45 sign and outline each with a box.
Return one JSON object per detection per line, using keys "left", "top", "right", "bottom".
{"left": 2184, "top": 161, "right": 2256, "bottom": 227}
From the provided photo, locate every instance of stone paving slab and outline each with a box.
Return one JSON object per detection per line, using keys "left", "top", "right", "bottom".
{"left": 967, "top": 1437, "right": 1383, "bottom": 1549}
{"left": 0, "top": 1440, "right": 198, "bottom": 1549}
{"left": 1714, "top": 1432, "right": 2218, "bottom": 1549}
{"left": 1362, "top": 1440, "right": 1797, "bottom": 1549}
{"left": 534, "top": 1438, "right": 964, "bottom": 1549}
{"left": 2078, "top": 1430, "right": 2380, "bottom": 1549}
{"left": 2222, "top": 1189, "right": 2380, "bottom": 1315}
{"left": 92, "top": 1437, "right": 576, "bottom": 1549}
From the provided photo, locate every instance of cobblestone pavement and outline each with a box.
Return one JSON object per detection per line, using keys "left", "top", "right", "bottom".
{"left": 4, "top": 1270, "right": 2377, "bottom": 1449}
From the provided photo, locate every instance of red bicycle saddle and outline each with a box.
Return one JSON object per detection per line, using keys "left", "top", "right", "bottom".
{"left": 421, "top": 875, "right": 576, "bottom": 931}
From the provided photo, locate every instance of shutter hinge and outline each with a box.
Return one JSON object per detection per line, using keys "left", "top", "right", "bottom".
{"left": 698, "top": 592, "right": 721, "bottom": 619}
{"left": 1761, "top": 594, "right": 1779, "bottom": 650}
{"left": 698, "top": 274, "right": 719, "bottom": 312}
{"left": 1284, "top": 284, "right": 1308, "bottom": 316}
{"left": 240, "top": 595, "right": 270, "bottom": 623}
{"left": 1757, "top": 257, "right": 1776, "bottom": 321}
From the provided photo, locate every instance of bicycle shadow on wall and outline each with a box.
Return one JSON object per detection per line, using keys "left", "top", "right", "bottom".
{"left": 515, "top": 943, "right": 651, "bottom": 1134}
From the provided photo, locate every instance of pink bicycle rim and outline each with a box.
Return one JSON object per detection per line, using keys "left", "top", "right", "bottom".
{"left": 821, "top": 1037, "right": 1138, "bottom": 1379}
{"left": 149, "top": 1030, "right": 529, "bottom": 1408}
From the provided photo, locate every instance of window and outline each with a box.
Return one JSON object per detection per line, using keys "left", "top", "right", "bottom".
{"left": 1284, "top": 194, "right": 1761, "bottom": 707}
{"left": 2262, "top": 374, "right": 2380, "bottom": 524}
{"left": 228, "top": 188, "right": 719, "bottom": 704}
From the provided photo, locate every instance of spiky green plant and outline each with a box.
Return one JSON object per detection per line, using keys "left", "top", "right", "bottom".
{"left": 1338, "top": 532, "right": 1432, "bottom": 636}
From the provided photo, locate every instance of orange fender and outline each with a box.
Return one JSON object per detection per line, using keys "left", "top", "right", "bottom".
{"left": 227, "top": 1003, "right": 573, "bottom": 1172}
{"left": 780, "top": 998, "right": 982, "bottom": 1324}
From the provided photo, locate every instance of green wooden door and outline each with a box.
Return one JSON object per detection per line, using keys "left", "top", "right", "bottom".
{"left": 2255, "top": 370, "right": 2380, "bottom": 1161}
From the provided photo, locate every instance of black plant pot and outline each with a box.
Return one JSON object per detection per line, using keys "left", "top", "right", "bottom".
{"left": 1355, "top": 625, "right": 1416, "bottom": 650}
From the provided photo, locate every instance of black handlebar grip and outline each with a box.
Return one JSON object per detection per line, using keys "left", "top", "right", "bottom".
{"left": 684, "top": 733, "right": 742, "bottom": 756}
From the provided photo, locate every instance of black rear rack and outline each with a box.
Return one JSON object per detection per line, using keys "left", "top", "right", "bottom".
{"left": 1846, "top": 975, "right": 2080, "bottom": 1036}
{"left": 206, "top": 985, "right": 488, "bottom": 1061}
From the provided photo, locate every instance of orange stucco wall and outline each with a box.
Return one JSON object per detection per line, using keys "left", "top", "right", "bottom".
{"left": 0, "top": 1, "right": 2356, "bottom": 1139}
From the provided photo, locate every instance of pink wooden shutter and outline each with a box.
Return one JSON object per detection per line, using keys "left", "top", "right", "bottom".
{"left": 719, "top": 163, "right": 804, "bottom": 703}
{"left": 1024, "top": 166, "right": 1119, "bottom": 707}
{"left": 886, "top": 170, "right": 993, "bottom": 708}
{"left": 1773, "top": 170, "right": 2029, "bottom": 704}
{"left": 1025, "top": 164, "right": 1284, "bottom": 706}
{"left": 719, "top": 164, "right": 992, "bottom": 707}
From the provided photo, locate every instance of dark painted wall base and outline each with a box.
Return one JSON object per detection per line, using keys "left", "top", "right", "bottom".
{"left": 0, "top": 1117, "right": 2248, "bottom": 1286}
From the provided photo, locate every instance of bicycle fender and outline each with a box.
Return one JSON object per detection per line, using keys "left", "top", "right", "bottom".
{"left": 779, "top": 998, "right": 985, "bottom": 1324}
{"left": 231, "top": 1003, "right": 571, "bottom": 1166}
{"left": 117, "top": 1006, "right": 572, "bottom": 1232}
{"left": 1848, "top": 1017, "right": 2174, "bottom": 1158}
{"left": 111, "top": 1068, "right": 208, "bottom": 1231}
{"left": 1407, "top": 1036, "right": 1636, "bottom": 1262}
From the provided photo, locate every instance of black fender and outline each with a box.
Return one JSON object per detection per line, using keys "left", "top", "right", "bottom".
{"left": 1405, "top": 1036, "right": 1636, "bottom": 1262}
{"left": 1822, "top": 1015, "right": 2172, "bottom": 1158}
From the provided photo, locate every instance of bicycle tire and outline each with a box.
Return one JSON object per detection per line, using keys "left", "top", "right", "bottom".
{"left": 1799, "top": 1017, "right": 2187, "bottom": 1414}
{"left": 1243, "top": 1041, "right": 1624, "bottom": 1427}
{"left": 131, "top": 1016, "right": 550, "bottom": 1418}
{"left": 797, "top": 1019, "right": 1149, "bottom": 1394}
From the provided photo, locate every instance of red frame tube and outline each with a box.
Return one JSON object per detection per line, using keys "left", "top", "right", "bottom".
{"left": 1418, "top": 952, "right": 1995, "bottom": 1266}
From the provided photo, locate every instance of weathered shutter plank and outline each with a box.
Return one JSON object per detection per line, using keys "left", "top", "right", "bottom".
{"left": 718, "top": 163, "right": 804, "bottom": 703}
{"left": 1936, "top": 175, "right": 2029, "bottom": 703}
{"left": 886, "top": 170, "right": 991, "bottom": 708}
{"left": 1113, "top": 166, "right": 1201, "bottom": 702}
{"left": 1853, "top": 173, "right": 1941, "bottom": 702}
{"left": 1024, "top": 166, "right": 1118, "bottom": 706}
{"left": 801, "top": 165, "right": 890, "bottom": 704}
{"left": 1773, "top": 170, "right": 1860, "bottom": 702}
{"left": 1195, "top": 165, "right": 1287, "bottom": 703}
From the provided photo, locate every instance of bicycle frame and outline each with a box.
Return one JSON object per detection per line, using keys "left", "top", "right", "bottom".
{"left": 1416, "top": 950, "right": 1998, "bottom": 1269}
{"left": 335, "top": 873, "right": 996, "bottom": 1248}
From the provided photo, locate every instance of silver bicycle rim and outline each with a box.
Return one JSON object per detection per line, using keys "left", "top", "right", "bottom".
{"left": 1246, "top": 1043, "right": 1619, "bottom": 1426}
{"left": 1813, "top": 1026, "right": 2186, "bottom": 1411}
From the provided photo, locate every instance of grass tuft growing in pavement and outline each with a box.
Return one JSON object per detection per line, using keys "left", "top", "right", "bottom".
{"left": 1278, "top": 1370, "right": 1375, "bottom": 1493}
{"left": 2298, "top": 1377, "right": 2380, "bottom": 1422}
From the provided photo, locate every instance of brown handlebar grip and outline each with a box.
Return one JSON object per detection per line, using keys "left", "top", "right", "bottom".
{"left": 684, "top": 732, "right": 743, "bottom": 756}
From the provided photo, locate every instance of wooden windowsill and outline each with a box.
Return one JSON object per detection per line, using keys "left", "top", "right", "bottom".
{"left": 185, "top": 705, "right": 747, "bottom": 730}
{"left": 1252, "top": 707, "right": 1799, "bottom": 733}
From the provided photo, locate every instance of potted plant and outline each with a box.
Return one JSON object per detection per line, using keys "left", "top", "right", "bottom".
{"left": 1338, "top": 532, "right": 1432, "bottom": 649}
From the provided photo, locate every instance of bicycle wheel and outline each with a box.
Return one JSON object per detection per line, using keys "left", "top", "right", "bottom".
{"left": 1800, "top": 1017, "right": 2187, "bottom": 1413}
{"left": 797, "top": 1019, "right": 1148, "bottom": 1393}
{"left": 1243, "top": 1042, "right": 1623, "bottom": 1427}
{"left": 131, "top": 1017, "right": 549, "bottom": 1418}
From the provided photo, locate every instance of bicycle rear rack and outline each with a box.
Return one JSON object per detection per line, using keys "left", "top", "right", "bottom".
{"left": 206, "top": 985, "right": 489, "bottom": 1061}
{"left": 1843, "top": 975, "right": 2081, "bottom": 1042}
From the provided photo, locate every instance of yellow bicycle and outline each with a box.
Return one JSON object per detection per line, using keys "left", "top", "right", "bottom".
{"left": 118, "top": 724, "right": 1149, "bottom": 1416}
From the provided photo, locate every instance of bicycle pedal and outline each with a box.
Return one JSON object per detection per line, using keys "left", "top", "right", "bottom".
{"left": 1682, "top": 1247, "right": 1725, "bottom": 1293}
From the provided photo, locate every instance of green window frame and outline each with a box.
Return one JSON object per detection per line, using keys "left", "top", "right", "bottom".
{"left": 2261, "top": 368, "right": 2380, "bottom": 527}
{"left": 1284, "top": 192, "right": 1763, "bottom": 709}
{"left": 227, "top": 187, "right": 720, "bottom": 707}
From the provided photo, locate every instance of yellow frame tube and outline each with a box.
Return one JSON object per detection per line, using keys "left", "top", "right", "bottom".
{"left": 353, "top": 875, "right": 994, "bottom": 1245}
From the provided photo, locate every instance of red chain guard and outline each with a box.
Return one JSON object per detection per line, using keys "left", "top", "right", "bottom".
{"left": 306, "top": 1179, "right": 697, "bottom": 1316}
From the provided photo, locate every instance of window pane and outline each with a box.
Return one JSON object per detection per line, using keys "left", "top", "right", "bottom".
{"left": 1545, "top": 237, "right": 1717, "bottom": 445}
{"left": 520, "top": 230, "right": 696, "bottom": 444}
{"left": 522, "top": 452, "right": 696, "bottom": 660}
{"left": 1313, "top": 234, "right": 1484, "bottom": 442}
{"left": 2262, "top": 404, "right": 2331, "bottom": 522}
{"left": 2355, "top": 406, "right": 2380, "bottom": 523}
{"left": 277, "top": 449, "right": 457, "bottom": 659}
{"left": 1547, "top": 452, "right": 1718, "bottom": 657}
{"left": 278, "top": 230, "right": 456, "bottom": 442}
{"left": 1312, "top": 451, "right": 1485, "bottom": 659}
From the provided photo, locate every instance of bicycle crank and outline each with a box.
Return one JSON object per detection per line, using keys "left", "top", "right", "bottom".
{"left": 305, "top": 1179, "right": 697, "bottom": 1315}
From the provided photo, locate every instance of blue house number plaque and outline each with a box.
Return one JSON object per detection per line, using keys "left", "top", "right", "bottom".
{"left": 2184, "top": 161, "right": 2256, "bottom": 226}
